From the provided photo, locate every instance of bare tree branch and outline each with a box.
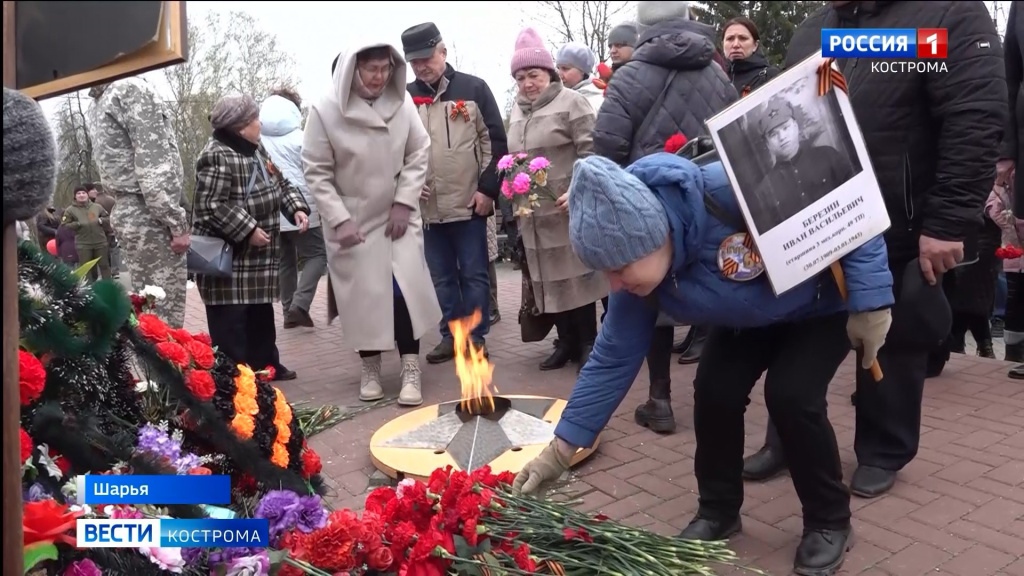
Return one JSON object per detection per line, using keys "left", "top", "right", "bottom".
{"left": 530, "top": 1, "right": 635, "bottom": 65}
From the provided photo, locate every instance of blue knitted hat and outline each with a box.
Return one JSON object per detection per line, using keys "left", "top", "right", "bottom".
{"left": 568, "top": 156, "right": 670, "bottom": 270}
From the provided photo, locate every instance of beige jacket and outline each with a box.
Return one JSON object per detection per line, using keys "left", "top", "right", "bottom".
{"left": 302, "top": 40, "right": 441, "bottom": 351}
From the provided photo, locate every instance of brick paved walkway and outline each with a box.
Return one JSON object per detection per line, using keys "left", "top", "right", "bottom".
{"left": 182, "top": 264, "right": 1023, "bottom": 576}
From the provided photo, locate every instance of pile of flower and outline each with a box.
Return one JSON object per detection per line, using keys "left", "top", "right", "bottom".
{"left": 260, "top": 465, "right": 752, "bottom": 576}
{"left": 497, "top": 153, "right": 553, "bottom": 216}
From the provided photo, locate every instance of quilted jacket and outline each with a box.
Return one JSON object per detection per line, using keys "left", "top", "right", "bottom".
{"left": 592, "top": 17, "right": 738, "bottom": 166}
{"left": 786, "top": 1, "right": 1006, "bottom": 265}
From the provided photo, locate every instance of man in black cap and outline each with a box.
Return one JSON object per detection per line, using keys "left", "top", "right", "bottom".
{"left": 745, "top": 98, "right": 857, "bottom": 234}
{"left": 401, "top": 22, "right": 508, "bottom": 364}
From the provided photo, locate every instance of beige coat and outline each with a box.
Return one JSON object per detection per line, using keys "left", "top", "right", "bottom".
{"left": 508, "top": 82, "right": 609, "bottom": 314}
{"left": 302, "top": 40, "right": 441, "bottom": 351}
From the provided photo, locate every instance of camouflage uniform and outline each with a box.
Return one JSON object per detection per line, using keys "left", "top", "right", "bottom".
{"left": 85, "top": 79, "right": 188, "bottom": 328}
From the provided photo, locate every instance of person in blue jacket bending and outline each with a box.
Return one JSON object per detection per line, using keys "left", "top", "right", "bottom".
{"left": 513, "top": 153, "right": 894, "bottom": 575}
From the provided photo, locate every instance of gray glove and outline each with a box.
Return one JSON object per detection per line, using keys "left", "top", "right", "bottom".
{"left": 512, "top": 439, "right": 573, "bottom": 495}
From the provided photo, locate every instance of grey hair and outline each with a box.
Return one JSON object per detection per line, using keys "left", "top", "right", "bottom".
{"left": 209, "top": 94, "right": 260, "bottom": 130}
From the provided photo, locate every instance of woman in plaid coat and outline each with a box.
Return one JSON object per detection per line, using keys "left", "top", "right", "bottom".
{"left": 192, "top": 95, "right": 310, "bottom": 381}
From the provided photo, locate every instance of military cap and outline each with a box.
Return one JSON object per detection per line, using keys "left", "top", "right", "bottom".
{"left": 401, "top": 22, "right": 443, "bottom": 61}
{"left": 758, "top": 100, "right": 795, "bottom": 136}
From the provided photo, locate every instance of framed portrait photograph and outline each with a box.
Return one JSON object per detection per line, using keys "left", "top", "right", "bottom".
{"left": 705, "top": 51, "right": 890, "bottom": 296}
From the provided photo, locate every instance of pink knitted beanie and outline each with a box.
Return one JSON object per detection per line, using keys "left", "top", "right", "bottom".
{"left": 510, "top": 28, "right": 555, "bottom": 75}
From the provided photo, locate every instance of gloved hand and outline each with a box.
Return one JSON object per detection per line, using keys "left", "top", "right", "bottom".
{"left": 335, "top": 220, "right": 365, "bottom": 249}
{"left": 847, "top": 309, "right": 893, "bottom": 369}
{"left": 512, "top": 438, "right": 573, "bottom": 495}
{"left": 385, "top": 203, "right": 412, "bottom": 240}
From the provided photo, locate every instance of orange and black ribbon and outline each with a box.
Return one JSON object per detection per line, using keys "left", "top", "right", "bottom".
{"left": 817, "top": 57, "right": 848, "bottom": 96}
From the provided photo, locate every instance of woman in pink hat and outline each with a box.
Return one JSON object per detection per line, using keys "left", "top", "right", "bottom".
{"left": 506, "top": 27, "right": 609, "bottom": 373}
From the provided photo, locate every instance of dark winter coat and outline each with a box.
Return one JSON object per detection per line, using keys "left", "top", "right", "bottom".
{"left": 593, "top": 17, "right": 738, "bottom": 166}
{"left": 786, "top": 1, "right": 1006, "bottom": 266}
{"left": 1004, "top": 0, "right": 1024, "bottom": 216}
{"left": 727, "top": 51, "right": 780, "bottom": 97}
{"left": 55, "top": 224, "right": 78, "bottom": 265}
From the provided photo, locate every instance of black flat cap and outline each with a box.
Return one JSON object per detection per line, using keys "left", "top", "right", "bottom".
{"left": 887, "top": 258, "right": 952, "bottom": 350}
{"left": 402, "top": 22, "right": 442, "bottom": 61}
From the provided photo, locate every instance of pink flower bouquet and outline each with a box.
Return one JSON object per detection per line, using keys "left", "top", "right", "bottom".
{"left": 498, "top": 153, "right": 553, "bottom": 216}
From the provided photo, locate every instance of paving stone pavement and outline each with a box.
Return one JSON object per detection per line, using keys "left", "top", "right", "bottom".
{"left": 179, "top": 263, "right": 1024, "bottom": 576}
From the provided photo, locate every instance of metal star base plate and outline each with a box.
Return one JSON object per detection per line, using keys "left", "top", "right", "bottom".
{"left": 369, "top": 395, "right": 600, "bottom": 481}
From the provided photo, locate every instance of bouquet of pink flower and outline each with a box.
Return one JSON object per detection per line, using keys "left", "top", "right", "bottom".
{"left": 497, "top": 153, "right": 553, "bottom": 216}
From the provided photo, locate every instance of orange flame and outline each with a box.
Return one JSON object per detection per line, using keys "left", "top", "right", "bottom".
{"left": 450, "top": 309, "right": 497, "bottom": 415}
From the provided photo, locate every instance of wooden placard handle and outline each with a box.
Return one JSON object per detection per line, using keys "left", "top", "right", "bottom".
{"left": 830, "top": 262, "right": 885, "bottom": 382}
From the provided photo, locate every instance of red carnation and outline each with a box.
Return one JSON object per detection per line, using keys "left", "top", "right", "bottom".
{"left": 301, "top": 447, "right": 322, "bottom": 478}
{"left": 192, "top": 332, "right": 214, "bottom": 346}
{"left": 185, "top": 369, "right": 217, "bottom": 401}
{"left": 137, "top": 313, "right": 170, "bottom": 342}
{"left": 664, "top": 132, "right": 688, "bottom": 154}
{"left": 19, "top": 350, "right": 46, "bottom": 406}
{"left": 184, "top": 340, "right": 216, "bottom": 370}
{"left": 169, "top": 328, "right": 193, "bottom": 344}
{"left": 129, "top": 294, "right": 147, "bottom": 315}
{"left": 366, "top": 546, "right": 394, "bottom": 571}
{"left": 413, "top": 96, "right": 434, "bottom": 106}
{"left": 260, "top": 365, "right": 276, "bottom": 382}
{"left": 155, "top": 341, "right": 191, "bottom": 369}
{"left": 235, "top": 474, "right": 258, "bottom": 495}
{"left": 20, "top": 427, "right": 33, "bottom": 463}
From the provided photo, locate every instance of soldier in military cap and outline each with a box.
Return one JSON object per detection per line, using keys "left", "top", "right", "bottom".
{"left": 85, "top": 78, "right": 191, "bottom": 328}
{"left": 746, "top": 99, "right": 856, "bottom": 234}
{"left": 401, "top": 21, "right": 508, "bottom": 364}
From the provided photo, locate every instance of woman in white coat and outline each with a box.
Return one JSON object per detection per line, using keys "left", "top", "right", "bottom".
{"left": 302, "top": 40, "right": 441, "bottom": 407}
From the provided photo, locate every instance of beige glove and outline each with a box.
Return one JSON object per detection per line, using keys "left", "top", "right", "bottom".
{"left": 512, "top": 439, "right": 573, "bottom": 495}
{"left": 847, "top": 309, "right": 893, "bottom": 369}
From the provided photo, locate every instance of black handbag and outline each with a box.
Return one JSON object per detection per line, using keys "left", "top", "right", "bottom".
{"left": 186, "top": 156, "right": 267, "bottom": 278}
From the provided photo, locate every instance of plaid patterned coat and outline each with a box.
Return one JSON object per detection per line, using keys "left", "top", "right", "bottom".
{"left": 191, "top": 137, "right": 309, "bottom": 305}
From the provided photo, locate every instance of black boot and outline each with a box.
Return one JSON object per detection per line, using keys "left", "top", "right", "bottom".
{"left": 671, "top": 326, "right": 696, "bottom": 354}
{"left": 678, "top": 515, "right": 741, "bottom": 541}
{"left": 678, "top": 325, "right": 708, "bottom": 365}
{"left": 976, "top": 340, "right": 995, "bottom": 359}
{"left": 794, "top": 527, "right": 853, "bottom": 576}
{"left": 634, "top": 378, "right": 675, "bottom": 433}
{"left": 1009, "top": 363, "right": 1024, "bottom": 379}
{"left": 849, "top": 465, "right": 896, "bottom": 498}
{"left": 1006, "top": 342, "right": 1024, "bottom": 363}
{"left": 540, "top": 344, "right": 577, "bottom": 370}
{"left": 991, "top": 317, "right": 1005, "bottom": 338}
{"left": 742, "top": 445, "right": 787, "bottom": 481}
{"left": 576, "top": 344, "right": 593, "bottom": 375}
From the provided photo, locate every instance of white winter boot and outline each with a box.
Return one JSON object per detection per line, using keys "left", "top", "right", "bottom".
{"left": 359, "top": 354, "right": 384, "bottom": 401}
{"left": 398, "top": 354, "right": 423, "bottom": 406}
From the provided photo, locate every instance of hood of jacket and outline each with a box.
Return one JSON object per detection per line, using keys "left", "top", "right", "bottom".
{"left": 260, "top": 95, "right": 302, "bottom": 138}
{"left": 632, "top": 18, "right": 717, "bottom": 71}
{"left": 330, "top": 39, "right": 409, "bottom": 121}
{"left": 624, "top": 152, "right": 708, "bottom": 275}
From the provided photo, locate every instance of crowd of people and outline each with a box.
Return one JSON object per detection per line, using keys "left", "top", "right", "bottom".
{"left": 13, "top": 1, "right": 1023, "bottom": 575}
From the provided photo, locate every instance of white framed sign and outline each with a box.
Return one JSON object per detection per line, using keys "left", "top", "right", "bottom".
{"left": 705, "top": 51, "right": 890, "bottom": 296}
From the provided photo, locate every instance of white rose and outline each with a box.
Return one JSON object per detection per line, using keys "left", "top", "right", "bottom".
{"left": 140, "top": 285, "right": 167, "bottom": 300}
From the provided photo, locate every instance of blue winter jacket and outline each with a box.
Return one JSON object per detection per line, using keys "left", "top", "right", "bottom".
{"left": 260, "top": 95, "right": 320, "bottom": 231}
{"left": 554, "top": 153, "right": 894, "bottom": 449}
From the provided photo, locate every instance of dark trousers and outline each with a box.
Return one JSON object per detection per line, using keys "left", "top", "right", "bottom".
{"left": 951, "top": 312, "right": 992, "bottom": 347}
{"left": 279, "top": 227, "right": 327, "bottom": 313}
{"left": 695, "top": 313, "right": 851, "bottom": 530}
{"left": 424, "top": 218, "right": 490, "bottom": 342}
{"left": 553, "top": 302, "right": 599, "bottom": 351}
{"left": 206, "top": 303, "right": 281, "bottom": 370}
{"left": 1005, "top": 272, "right": 1024, "bottom": 334}
{"left": 359, "top": 294, "right": 419, "bottom": 357}
{"left": 77, "top": 244, "right": 112, "bottom": 281}
{"left": 488, "top": 260, "right": 499, "bottom": 313}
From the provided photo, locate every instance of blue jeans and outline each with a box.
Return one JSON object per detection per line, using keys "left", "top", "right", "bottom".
{"left": 994, "top": 271, "right": 1007, "bottom": 318}
{"left": 424, "top": 217, "right": 490, "bottom": 341}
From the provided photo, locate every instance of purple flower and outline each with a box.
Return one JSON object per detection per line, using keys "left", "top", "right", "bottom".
{"left": 25, "top": 483, "right": 48, "bottom": 502}
{"left": 254, "top": 490, "right": 301, "bottom": 541}
{"left": 174, "top": 453, "right": 202, "bottom": 474}
{"left": 294, "top": 495, "right": 328, "bottom": 533}
{"left": 180, "top": 547, "right": 204, "bottom": 565}
{"left": 137, "top": 424, "right": 182, "bottom": 462}
{"left": 224, "top": 551, "right": 270, "bottom": 576}
{"left": 63, "top": 559, "right": 102, "bottom": 576}
{"left": 209, "top": 547, "right": 259, "bottom": 565}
